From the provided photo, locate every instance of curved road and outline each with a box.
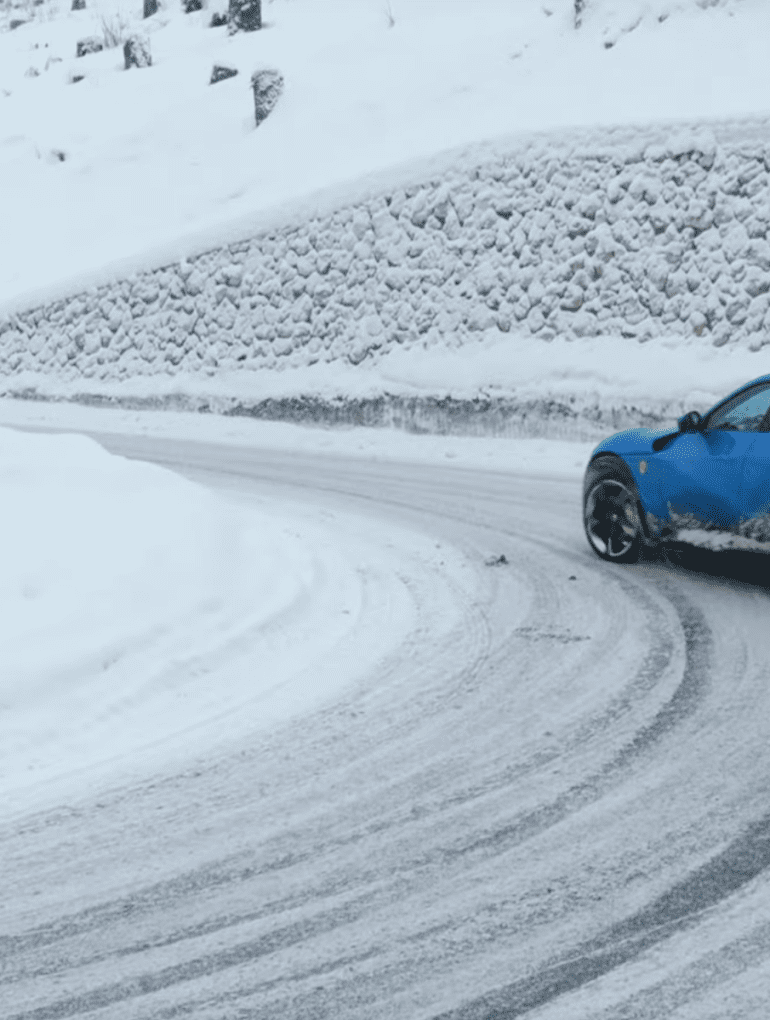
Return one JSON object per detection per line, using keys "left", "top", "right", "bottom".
{"left": 4, "top": 433, "right": 770, "bottom": 1020}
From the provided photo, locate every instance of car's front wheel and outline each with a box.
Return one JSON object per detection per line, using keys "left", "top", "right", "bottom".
{"left": 583, "top": 459, "right": 643, "bottom": 564}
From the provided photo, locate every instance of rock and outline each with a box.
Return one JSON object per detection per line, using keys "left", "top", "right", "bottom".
{"left": 527, "top": 306, "right": 546, "bottom": 334}
{"left": 210, "top": 65, "right": 238, "bottom": 84}
{"left": 184, "top": 0, "right": 202, "bottom": 10}
{"left": 184, "top": 270, "right": 205, "bottom": 296}
{"left": 467, "top": 306, "right": 496, "bottom": 332}
{"left": 9, "top": 18, "right": 26, "bottom": 29}
{"left": 209, "top": 11, "right": 228, "bottom": 25}
{"left": 220, "top": 264, "right": 243, "bottom": 287}
{"left": 144, "top": 0, "right": 157, "bottom": 16}
{"left": 571, "top": 310, "right": 599, "bottom": 337}
{"left": 726, "top": 298, "right": 749, "bottom": 326}
{"left": 76, "top": 37, "right": 103, "bottom": 57}
{"left": 560, "top": 285, "right": 583, "bottom": 311}
{"left": 744, "top": 266, "right": 770, "bottom": 298}
{"left": 228, "top": 0, "right": 260, "bottom": 32}
{"left": 124, "top": 36, "right": 151, "bottom": 69}
{"left": 71, "top": 0, "right": 85, "bottom": 8}
{"left": 251, "top": 69, "right": 283, "bottom": 127}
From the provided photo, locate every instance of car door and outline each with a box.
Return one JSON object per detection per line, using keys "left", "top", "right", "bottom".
{"left": 656, "top": 382, "right": 770, "bottom": 530}
{"left": 737, "top": 406, "right": 770, "bottom": 533}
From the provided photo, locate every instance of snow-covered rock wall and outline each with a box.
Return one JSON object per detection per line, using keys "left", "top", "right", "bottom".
{"left": 3, "top": 127, "right": 770, "bottom": 384}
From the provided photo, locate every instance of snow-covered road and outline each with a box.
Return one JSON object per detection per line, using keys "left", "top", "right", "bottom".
{"left": 4, "top": 432, "right": 770, "bottom": 1019}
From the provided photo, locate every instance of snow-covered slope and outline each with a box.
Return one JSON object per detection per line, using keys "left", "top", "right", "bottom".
{"left": 5, "top": 118, "right": 770, "bottom": 432}
{"left": 1, "top": 0, "right": 768, "bottom": 305}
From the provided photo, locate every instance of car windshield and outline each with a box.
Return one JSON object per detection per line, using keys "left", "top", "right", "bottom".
{"left": 707, "top": 384, "right": 770, "bottom": 432}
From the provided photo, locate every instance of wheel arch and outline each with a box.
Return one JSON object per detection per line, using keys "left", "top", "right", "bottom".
{"left": 585, "top": 452, "right": 655, "bottom": 545}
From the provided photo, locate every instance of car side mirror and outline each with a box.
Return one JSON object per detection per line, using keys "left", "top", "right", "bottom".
{"left": 677, "top": 410, "right": 704, "bottom": 433}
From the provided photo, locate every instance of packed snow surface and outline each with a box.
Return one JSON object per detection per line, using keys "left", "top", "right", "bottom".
{"left": 1, "top": 0, "right": 769, "bottom": 305}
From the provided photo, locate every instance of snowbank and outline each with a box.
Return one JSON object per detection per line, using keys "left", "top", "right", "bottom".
{"left": 0, "top": 426, "right": 312, "bottom": 799}
{"left": 0, "top": 396, "right": 598, "bottom": 478}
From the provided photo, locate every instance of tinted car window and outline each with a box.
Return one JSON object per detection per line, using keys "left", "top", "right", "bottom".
{"left": 707, "top": 384, "right": 770, "bottom": 432}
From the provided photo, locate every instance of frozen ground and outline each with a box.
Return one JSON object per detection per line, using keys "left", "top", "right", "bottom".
{"left": 1, "top": 0, "right": 768, "bottom": 306}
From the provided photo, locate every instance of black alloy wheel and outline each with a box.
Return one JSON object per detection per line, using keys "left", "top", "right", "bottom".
{"left": 583, "top": 464, "right": 643, "bottom": 564}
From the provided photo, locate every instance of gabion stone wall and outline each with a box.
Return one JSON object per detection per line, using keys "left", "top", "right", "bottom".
{"left": 2, "top": 129, "right": 770, "bottom": 382}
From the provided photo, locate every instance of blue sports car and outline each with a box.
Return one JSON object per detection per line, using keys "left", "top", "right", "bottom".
{"left": 583, "top": 375, "right": 770, "bottom": 563}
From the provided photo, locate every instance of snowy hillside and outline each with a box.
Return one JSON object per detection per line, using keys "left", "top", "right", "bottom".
{"left": 1, "top": 0, "right": 767, "bottom": 305}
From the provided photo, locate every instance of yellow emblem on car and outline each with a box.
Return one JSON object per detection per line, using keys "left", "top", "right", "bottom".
{"left": 639, "top": 460, "right": 647, "bottom": 474}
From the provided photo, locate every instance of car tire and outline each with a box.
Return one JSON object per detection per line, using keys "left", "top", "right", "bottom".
{"left": 583, "top": 457, "right": 644, "bottom": 564}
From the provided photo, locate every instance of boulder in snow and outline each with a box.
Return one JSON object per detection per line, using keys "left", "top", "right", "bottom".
{"left": 71, "top": 0, "right": 85, "bottom": 9}
{"left": 144, "top": 0, "right": 157, "bottom": 17}
{"left": 209, "top": 10, "right": 228, "bottom": 25}
{"left": 124, "top": 36, "right": 152, "bottom": 70}
{"left": 251, "top": 69, "right": 283, "bottom": 127}
{"left": 210, "top": 65, "right": 238, "bottom": 84}
{"left": 228, "top": 0, "right": 260, "bottom": 32}
{"left": 76, "top": 37, "right": 103, "bottom": 57}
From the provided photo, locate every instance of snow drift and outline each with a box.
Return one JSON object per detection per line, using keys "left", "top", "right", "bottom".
{"left": 0, "top": 426, "right": 312, "bottom": 800}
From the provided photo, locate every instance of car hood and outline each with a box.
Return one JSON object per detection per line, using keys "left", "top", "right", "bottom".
{"left": 591, "top": 426, "right": 676, "bottom": 459}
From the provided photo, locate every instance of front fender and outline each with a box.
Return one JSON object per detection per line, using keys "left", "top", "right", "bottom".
{"left": 589, "top": 429, "right": 673, "bottom": 540}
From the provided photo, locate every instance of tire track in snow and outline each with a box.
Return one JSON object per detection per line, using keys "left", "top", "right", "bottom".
{"left": 2, "top": 444, "right": 761, "bottom": 1020}
{"left": 389, "top": 581, "right": 710, "bottom": 872}
{"left": 2, "top": 554, "right": 705, "bottom": 1020}
{"left": 432, "top": 813, "right": 770, "bottom": 1020}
